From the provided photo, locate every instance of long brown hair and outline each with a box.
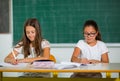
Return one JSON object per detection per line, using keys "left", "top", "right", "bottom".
{"left": 83, "top": 20, "right": 102, "bottom": 41}
{"left": 16, "top": 18, "right": 43, "bottom": 58}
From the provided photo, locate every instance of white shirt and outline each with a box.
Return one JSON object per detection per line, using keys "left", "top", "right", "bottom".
{"left": 76, "top": 40, "right": 108, "bottom": 61}
{"left": 14, "top": 39, "right": 50, "bottom": 58}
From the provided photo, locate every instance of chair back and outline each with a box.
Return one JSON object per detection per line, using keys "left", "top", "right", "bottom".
{"left": 50, "top": 54, "right": 56, "bottom": 63}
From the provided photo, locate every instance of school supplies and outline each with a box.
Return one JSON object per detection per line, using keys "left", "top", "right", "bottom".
{"left": 32, "top": 60, "right": 55, "bottom": 69}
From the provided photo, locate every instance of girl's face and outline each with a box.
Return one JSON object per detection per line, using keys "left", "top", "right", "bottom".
{"left": 26, "top": 26, "right": 36, "bottom": 42}
{"left": 84, "top": 26, "right": 98, "bottom": 44}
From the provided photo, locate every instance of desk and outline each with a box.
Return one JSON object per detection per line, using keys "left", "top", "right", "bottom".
{"left": 0, "top": 63, "right": 120, "bottom": 80}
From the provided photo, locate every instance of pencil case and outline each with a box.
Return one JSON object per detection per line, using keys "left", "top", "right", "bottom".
{"left": 32, "top": 60, "right": 55, "bottom": 69}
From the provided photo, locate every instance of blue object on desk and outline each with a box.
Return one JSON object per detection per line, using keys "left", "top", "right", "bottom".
{"left": 81, "top": 64, "right": 87, "bottom": 66}
{"left": 34, "top": 59, "right": 53, "bottom": 62}
{"left": 0, "top": 65, "right": 3, "bottom": 67}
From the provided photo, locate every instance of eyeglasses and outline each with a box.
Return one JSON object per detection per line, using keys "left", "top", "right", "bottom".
{"left": 84, "top": 32, "right": 97, "bottom": 37}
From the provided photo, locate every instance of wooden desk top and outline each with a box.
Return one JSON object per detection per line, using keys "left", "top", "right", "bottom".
{"left": 0, "top": 63, "right": 120, "bottom": 73}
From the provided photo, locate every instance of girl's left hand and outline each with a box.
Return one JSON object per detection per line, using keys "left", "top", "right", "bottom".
{"left": 17, "top": 59, "right": 26, "bottom": 63}
{"left": 88, "top": 59, "right": 101, "bottom": 64}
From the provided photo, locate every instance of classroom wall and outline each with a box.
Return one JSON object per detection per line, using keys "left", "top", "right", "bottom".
{"left": 0, "top": 34, "right": 12, "bottom": 62}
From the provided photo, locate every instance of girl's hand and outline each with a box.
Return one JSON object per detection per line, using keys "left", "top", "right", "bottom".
{"left": 89, "top": 59, "right": 101, "bottom": 64}
{"left": 81, "top": 58, "right": 89, "bottom": 64}
{"left": 10, "top": 59, "right": 18, "bottom": 65}
{"left": 17, "top": 59, "right": 26, "bottom": 63}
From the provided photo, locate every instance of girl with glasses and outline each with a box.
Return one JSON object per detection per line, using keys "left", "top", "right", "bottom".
{"left": 70, "top": 20, "right": 109, "bottom": 78}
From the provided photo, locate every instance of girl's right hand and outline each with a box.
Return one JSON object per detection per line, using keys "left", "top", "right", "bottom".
{"left": 10, "top": 59, "right": 18, "bottom": 65}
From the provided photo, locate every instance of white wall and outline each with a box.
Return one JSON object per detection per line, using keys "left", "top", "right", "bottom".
{"left": 0, "top": 34, "right": 12, "bottom": 62}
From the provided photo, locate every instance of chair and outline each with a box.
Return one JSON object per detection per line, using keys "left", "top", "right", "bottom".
{"left": 49, "top": 54, "right": 57, "bottom": 77}
{"left": 50, "top": 54, "right": 56, "bottom": 63}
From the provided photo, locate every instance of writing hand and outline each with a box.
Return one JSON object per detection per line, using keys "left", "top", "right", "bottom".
{"left": 10, "top": 59, "right": 18, "bottom": 65}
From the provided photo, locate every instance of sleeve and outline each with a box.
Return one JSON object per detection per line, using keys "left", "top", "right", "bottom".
{"left": 100, "top": 42, "right": 109, "bottom": 54}
{"left": 99, "top": 41, "right": 108, "bottom": 55}
{"left": 41, "top": 39, "right": 50, "bottom": 49}
{"left": 75, "top": 40, "right": 84, "bottom": 49}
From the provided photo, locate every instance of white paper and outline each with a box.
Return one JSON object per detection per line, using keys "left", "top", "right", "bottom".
{"left": 0, "top": 62, "right": 28, "bottom": 67}
{"left": 54, "top": 62, "right": 80, "bottom": 69}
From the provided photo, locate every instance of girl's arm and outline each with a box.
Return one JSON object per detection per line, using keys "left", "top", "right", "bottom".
{"left": 4, "top": 50, "right": 18, "bottom": 65}
{"left": 89, "top": 53, "right": 109, "bottom": 64}
{"left": 71, "top": 47, "right": 89, "bottom": 64}
{"left": 101, "top": 53, "right": 109, "bottom": 63}
{"left": 17, "top": 47, "right": 50, "bottom": 63}
{"left": 71, "top": 47, "right": 81, "bottom": 62}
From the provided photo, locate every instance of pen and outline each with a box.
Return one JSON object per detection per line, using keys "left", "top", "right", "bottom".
{"left": 12, "top": 49, "right": 17, "bottom": 60}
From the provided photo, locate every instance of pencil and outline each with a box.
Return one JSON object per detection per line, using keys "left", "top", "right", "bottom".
{"left": 12, "top": 49, "right": 17, "bottom": 60}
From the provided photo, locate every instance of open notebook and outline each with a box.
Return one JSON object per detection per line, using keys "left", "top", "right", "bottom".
{"left": 54, "top": 62, "right": 86, "bottom": 69}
